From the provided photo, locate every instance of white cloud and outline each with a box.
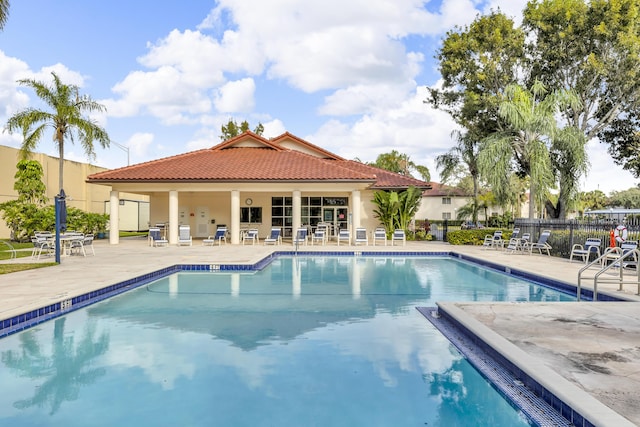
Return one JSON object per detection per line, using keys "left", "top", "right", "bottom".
{"left": 214, "top": 78, "right": 256, "bottom": 113}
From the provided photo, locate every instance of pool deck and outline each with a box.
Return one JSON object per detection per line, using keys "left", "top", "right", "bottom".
{"left": 1, "top": 238, "right": 640, "bottom": 426}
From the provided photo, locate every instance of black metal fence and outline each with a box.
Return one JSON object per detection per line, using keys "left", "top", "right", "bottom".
{"left": 436, "top": 218, "right": 639, "bottom": 259}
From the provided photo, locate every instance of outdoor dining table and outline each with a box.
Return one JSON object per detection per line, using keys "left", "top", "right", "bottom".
{"left": 48, "top": 233, "right": 85, "bottom": 256}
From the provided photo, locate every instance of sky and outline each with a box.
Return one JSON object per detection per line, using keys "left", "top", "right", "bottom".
{"left": 0, "top": 0, "right": 636, "bottom": 195}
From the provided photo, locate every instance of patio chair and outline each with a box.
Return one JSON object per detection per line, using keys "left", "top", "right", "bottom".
{"left": 242, "top": 228, "right": 259, "bottom": 245}
{"left": 293, "top": 227, "right": 308, "bottom": 246}
{"left": 31, "top": 235, "right": 54, "bottom": 260}
{"left": 337, "top": 228, "right": 351, "bottom": 246}
{"left": 311, "top": 228, "right": 326, "bottom": 245}
{"left": 569, "top": 238, "right": 601, "bottom": 263}
{"left": 391, "top": 229, "right": 406, "bottom": 246}
{"left": 354, "top": 228, "right": 368, "bottom": 246}
{"left": 603, "top": 240, "right": 638, "bottom": 268}
{"left": 372, "top": 227, "right": 387, "bottom": 246}
{"left": 482, "top": 230, "right": 504, "bottom": 250}
{"left": 264, "top": 228, "right": 282, "bottom": 245}
{"left": 505, "top": 232, "right": 530, "bottom": 254}
{"left": 203, "top": 227, "right": 227, "bottom": 246}
{"left": 148, "top": 227, "right": 168, "bottom": 247}
{"left": 178, "top": 225, "right": 193, "bottom": 246}
{"left": 525, "top": 230, "right": 552, "bottom": 256}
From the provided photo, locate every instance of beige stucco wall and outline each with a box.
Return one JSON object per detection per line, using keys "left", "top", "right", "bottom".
{"left": 0, "top": 145, "right": 147, "bottom": 239}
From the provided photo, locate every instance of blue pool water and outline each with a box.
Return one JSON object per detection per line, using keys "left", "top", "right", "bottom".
{"left": 0, "top": 256, "right": 575, "bottom": 426}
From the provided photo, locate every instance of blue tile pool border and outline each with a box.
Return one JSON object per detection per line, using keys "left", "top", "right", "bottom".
{"left": 0, "top": 250, "right": 629, "bottom": 340}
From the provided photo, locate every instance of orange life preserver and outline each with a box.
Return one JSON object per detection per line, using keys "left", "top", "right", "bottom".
{"left": 614, "top": 225, "right": 628, "bottom": 243}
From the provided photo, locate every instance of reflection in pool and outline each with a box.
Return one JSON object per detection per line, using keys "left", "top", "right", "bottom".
{"left": 0, "top": 256, "right": 574, "bottom": 426}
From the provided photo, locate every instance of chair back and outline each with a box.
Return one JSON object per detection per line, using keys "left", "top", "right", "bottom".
{"left": 510, "top": 228, "right": 520, "bottom": 239}
{"left": 149, "top": 228, "right": 161, "bottom": 241}
{"left": 338, "top": 229, "right": 350, "bottom": 238}
{"left": 621, "top": 240, "right": 638, "bottom": 252}
{"left": 179, "top": 225, "right": 191, "bottom": 240}
{"left": 393, "top": 229, "right": 405, "bottom": 239}
{"left": 270, "top": 228, "right": 281, "bottom": 239}
{"left": 215, "top": 227, "right": 227, "bottom": 238}
{"left": 537, "top": 230, "right": 551, "bottom": 244}
{"left": 295, "top": 228, "right": 307, "bottom": 239}
{"left": 355, "top": 228, "right": 367, "bottom": 241}
{"left": 493, "top": 230, "right": 503, "bottom": 240}
{"left": 585, "top": 238, "right": 601, "bottom": 251}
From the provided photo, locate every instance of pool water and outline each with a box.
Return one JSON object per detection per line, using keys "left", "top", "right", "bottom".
{"left": 0, "top": 256, "right": 575, "bottom": 426}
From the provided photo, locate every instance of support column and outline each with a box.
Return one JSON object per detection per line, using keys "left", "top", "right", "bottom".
{"left": 109, "top": 190, "right": 120, "bottom": 245}
{"left": 231, "top": 190, "right": 240, "bottom": 244}
{"left": 292, "top": 190, "right": 301, "bottom": 236}
{"left": 169, "top": 190, "right": 179, "bottom": 245}
{"left": 352, "top": 190, "right": 361, "bottom": 230}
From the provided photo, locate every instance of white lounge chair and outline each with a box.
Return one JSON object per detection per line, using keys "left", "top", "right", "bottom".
{"left": 264, "top": 228, "right": 282, "bottom": 245}
{"left": 178, "top": 225, "right": 192, "bottom": 246}
{"left": 148, "top": 227, "right": 168, "bottom": 247}
{"left": 337, "top": 229, "right": 350, "bottom": 246}
{"left": 242, "top": 228, "right": 259, "bottom": 245}
{"left": 482, "top": 230, "right": 504, "bottom": 249}
{"left": 506, "top": 232, "right": 530, "bottom": 253}
{"left": 311, "top": 229, "right": 326, "bottom": 245}
{"left": 525, "top": 230, "right": 552, "bottom": 256}
{"left": 293, "top": 228, "right": 308, "bottom": 246}
{"left": 391, "top": 229, "right": 406, "bottom": 246}
{"left": 204, "top": 227, "right": 227, "bottom": 246}
{"left": 373, "top": 228, "right": 387, "bottom": 246}
{"left": 569, "top": 238, "right": 601, "bottom": 263}
{"left": 354, "top": 228, "right": 368, "bottom": 246}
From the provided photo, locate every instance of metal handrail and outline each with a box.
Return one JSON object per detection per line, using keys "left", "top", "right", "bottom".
{"left": 577, "top": 248, "right": 640, "bottom": 301}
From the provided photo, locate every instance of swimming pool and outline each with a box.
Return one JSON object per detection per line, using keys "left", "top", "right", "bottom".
{"left": 0, "top": 256, "right": 576, "bottom": 426}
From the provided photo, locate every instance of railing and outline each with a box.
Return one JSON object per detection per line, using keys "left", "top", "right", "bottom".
{"left": 577, "top": 248, "right": 640, "bottom": 301}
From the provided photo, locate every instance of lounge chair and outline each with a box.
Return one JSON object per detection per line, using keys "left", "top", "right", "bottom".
{"left": 482, "top": 230, "right": 504, "bottom": 249}
{"left": 148, "top": 227, "right": 168, "bottom": 247}
{"left": 372, "top": 227, "right": 387, "bottom": 246}
{"left": 264, "top": 228, "right": 282, "bottom": 245}
{"left": 354, "top": 228, "right": 368, "bottom": 246}
{"left": 31, "top": 235, "right": 54, "bottom": 259}
{"left": 293, "top": 228, "right": 308, "bottom": 246}
{"left": 391, "top": 229, "right": 405, "bottom": 246}
{"left": 525, "top": 230, "right": 552, "bottom": 256}
{"left": 242, "top": 228, "right": 259, "bottom": 245}
{"left": 569, "top": 238, "right": 601, "bottom": 263}
{"left": 311, "top": 228, "right": 326, "bottom": 245}
{"left": 603, "top": 240, "right": 638, "bottom": 268}
{"left": 203, "top": 227, "right": 227, "bottom": 246}
{"left": 505, "top": 232, "right": 530, "bottom": 253}
{"left": 178, "top": 225, "right": 193, "bottom": 246}
{"left": 337, "top": 228, "right": 351, "bottom": 246}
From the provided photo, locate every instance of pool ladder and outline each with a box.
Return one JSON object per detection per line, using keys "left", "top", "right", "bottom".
{"left": 577, "top": 248, "right": 640, "bottom": 301}
{"left": 1, "top": 241, "right": 16, "bottom": 259}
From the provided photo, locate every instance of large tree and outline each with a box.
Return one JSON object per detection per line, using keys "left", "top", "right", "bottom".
{"left": 523, "top": 0, "right": 640, "bottom": 215}
{"left": 371, "top": 150, "right": 430, "bottom": 181}
{"left": 479, "top": 81, "right": 582, "bottom": 218}
{"left": 5, "top": 72, "right": 110, "bottom": 192}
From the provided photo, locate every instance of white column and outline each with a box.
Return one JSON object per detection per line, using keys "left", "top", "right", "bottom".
{"left": 109, "top": 190, "right": 120, "bottom": 245}
{"left": 292, "top": 190, "right": 301, "bottom": 235}
{"left": 169, "top": 190, "right": 179, "bottom": 245}
{"left": 352, "top": 190, "right": 361, "bottom": 230}
{"left": 231, "top": 190, "right": 240, "bottom": 244}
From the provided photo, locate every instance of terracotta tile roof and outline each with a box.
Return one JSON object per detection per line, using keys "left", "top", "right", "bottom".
{"left": 86, "top": 131, "right": 431, "bottom": 190}
{"left": 422, "top": 182, "right": 469, "bottom": 197}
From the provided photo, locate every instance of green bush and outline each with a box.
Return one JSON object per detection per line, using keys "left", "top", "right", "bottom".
{"left": 446, "top": 228, "right": 517, "bottom": 245}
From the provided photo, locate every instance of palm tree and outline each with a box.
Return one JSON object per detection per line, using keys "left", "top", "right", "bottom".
{"left": 5, "top": 72, "right": 110, "bottom": 192}
{"left": 478, "top": 80, "right": 581, "bottom": 219}
{"left": 0, "top": 0, "right": 9, "bottom": 30}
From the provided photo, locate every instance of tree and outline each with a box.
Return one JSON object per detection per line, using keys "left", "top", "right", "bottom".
{"left": 609, "top": 187, "right": 640, "bottom": 208}
{"left": 478, "top": 80, "right": 581, "bottom": 219}
{"left": 5, "top": 72, "right": 110, "bottom": 192}
{"left": 0, "top": 160, "right": 48, "bottom": 241}
{"left": 437, "top": 131, "right": 482, "bottom": 222}
{"left": 220, "top": 119, "right": 264, "bottom": 141}
{"left": 0, "top": 0, "right": 9, "bottom": 30}
{"left": 371, "top": 150, "right": 430, "bottom": 181}
{"left": 523, "top": 0, "right": 640, "bottom": 214}
{"left": 371, "top": 187, "right": 422, "bottom": 236}
{"left": 577, "top": 190, "right": 608, "bottom": 215}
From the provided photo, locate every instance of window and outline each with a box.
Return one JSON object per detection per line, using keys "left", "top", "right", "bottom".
{"left": 442, "top": 197, "right": 451, "bottom": 205}
{"left": 442, "top": 212, "right": 452, "bottom": 220}
{"left": 240, "top": 207, "right": 262, "bottom": 223}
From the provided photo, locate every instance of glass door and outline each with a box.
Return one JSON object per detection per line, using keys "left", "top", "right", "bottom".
{"left": 322, "top": 207, "right": 349, "bottom": 238}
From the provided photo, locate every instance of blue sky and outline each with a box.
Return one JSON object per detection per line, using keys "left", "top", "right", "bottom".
{"left": 0, "top": 0, "right": 635, "bottom": 194}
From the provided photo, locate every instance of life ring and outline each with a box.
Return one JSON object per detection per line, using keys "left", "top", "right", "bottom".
{"left": 614, "top": 225, "right": 628, "bottom": 243}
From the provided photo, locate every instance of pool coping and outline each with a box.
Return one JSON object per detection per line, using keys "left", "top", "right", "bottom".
{"left": 0, "top": 250, "right": 635, "bottom": 426}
